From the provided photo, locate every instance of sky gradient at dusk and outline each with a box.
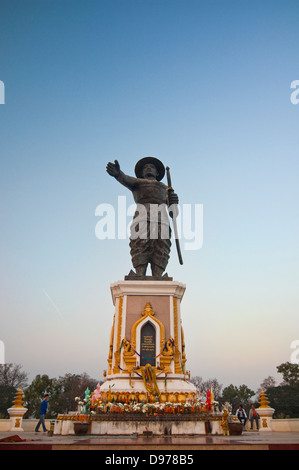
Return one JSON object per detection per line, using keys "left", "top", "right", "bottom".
{"left": 1, "top": 0, "right": 299, "bottom": 391}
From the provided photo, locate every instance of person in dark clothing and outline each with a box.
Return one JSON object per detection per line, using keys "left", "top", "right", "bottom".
{"left": 236, "top": 404, "right": 247, "bottom": 427}
{"left": 35, "top": 394, "right": 49, "bottom": 432}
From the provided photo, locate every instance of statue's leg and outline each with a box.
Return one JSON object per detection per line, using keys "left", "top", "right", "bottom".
{"left": 135, "top": 264, "right": 147, "bottom": 276}
{"left": 151, "top": 263, "right": 164, "bottom": 277}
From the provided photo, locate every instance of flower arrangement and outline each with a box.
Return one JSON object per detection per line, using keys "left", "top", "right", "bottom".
{"left": 92, "top": 400, "right": 219, "bottom": 415}
{"left": 74, "top": 414, "right": 90, "bottom": 423}
{"left": 74, "top": 386, "right": 219, "bottom": 417}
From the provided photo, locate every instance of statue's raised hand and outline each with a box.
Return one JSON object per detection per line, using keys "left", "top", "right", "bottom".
{"left": 106, "top": 160, "right": 120, "bottom": 178}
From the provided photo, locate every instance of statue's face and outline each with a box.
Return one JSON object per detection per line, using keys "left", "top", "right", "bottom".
{"left": 142, "top": 163, "right": 158, "bottom": 179}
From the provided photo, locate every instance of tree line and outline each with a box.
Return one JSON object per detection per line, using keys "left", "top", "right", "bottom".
{"left": 0, "top": 366, "right": 99, "bottom": 419}
{"left": 0, "top": 361, "right": 298, "bottom": 419}
{"left": 190, "top": 362, "right": 299, "bottom": 418}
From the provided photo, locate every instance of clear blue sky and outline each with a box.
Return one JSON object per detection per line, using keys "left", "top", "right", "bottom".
{"left": 1, "top": 0, "right": 298, "bottom": 391}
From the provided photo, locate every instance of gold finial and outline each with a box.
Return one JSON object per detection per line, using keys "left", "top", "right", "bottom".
{"left": 141, "top": 302, "right": 155, "bottom": 317}
{"left": 258, "top": 390, "right": 270, "bottom": 408}
{"left": 12, "top": 388, "right": 25, "bottom": 408}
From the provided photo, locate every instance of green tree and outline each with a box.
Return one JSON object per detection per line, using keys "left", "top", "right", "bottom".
{"left": 256, "top": 376, "right": 277, "bottom": 397}
{"left": 262, "top": 362, "right": 299, "bottom": 418}
{"left": 221, "top": 384, "right": 255, "bottom": 412}
{"left": 0, "top": 364, "right": 28, "bottom": 418}
{"left": 277, "top": 362, "right": 299, "bottom": 386}
{"left": 24, "top": 372, "right": 99, "bottom": 418}
{"left": 24, "top": 374, "right": 55, "bottom": 418}
{"left": 49, "top": 373, "right": 98, "bottom": 417}
{"left": 266, "top": 384, "right": 299, "bottom": 418}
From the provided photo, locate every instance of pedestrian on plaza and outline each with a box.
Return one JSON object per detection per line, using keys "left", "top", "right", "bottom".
{"left": 236, "top": 404, "right": 247, "bottom": 427}
{"left": 249, "top": 404, "right": 260, "bottom": 430}
{"left": 35, "top": 394, "right": 49, "bottom": 433}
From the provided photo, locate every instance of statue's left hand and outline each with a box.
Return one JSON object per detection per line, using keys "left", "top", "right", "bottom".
{"left": 106, "top": 160, "right": 120, "bottom": 178}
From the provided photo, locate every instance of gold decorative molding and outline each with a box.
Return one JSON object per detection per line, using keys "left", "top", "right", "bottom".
{"left": 113, "top": 296, "right": 123, "bottom": 373}
{"left": 181, "top": 326, "right": 187, "bottom": 368}
{"left": 173, "top": 298, "right": 181, "bottom": 373}
{"left": 12, "top": 389, "right": 25, "bottom": 408}
{"left": 107, "top": 315, "right": 115, "bottom": 375}
{"left": 131, "top": 302, "right": 165, "bottom": 354}
{"left": 141, "top": 364, "right": 161, "bottom": 398}
{"left": 122, "top": 337, "right": 137, "bottom": 372}
{"left": 99, "top": 390, "right": 196, "bottom": 404}
{"left": 258, "top": 390, "right": 271, "bottom": 409}
{"left": 160, "top": 339, "right": 174, "bottom": 373}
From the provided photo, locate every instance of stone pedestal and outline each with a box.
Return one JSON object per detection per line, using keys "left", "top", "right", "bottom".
{"left": 7, "top": 407, "right": 28, "bottom": 432}
{"left": 257, "top": 390, "right": 275, "bottom": 432}
{"left": 257, "top": 407, "right": 275, "bottom": 431}
{"left": 7, "top": 388, "right": 28, "bottom": 432}
{"left": 101, "top": 279, "right": 197, "bottom": 401}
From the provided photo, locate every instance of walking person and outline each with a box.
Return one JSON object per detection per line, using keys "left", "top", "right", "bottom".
{"left": 249, "top": 404, "right": 260, "bottom": 430}
{"left": 35, "top": 394, "right": 49, "bottom": 432}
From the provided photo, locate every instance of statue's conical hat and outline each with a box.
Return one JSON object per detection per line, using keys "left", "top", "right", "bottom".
{"left": 134, "top": 157, "right": 165, "bottom": 181}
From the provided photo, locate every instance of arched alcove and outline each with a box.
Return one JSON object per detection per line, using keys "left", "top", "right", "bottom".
{"left": 140, "top": 321, "right": 156, "bottom": 367}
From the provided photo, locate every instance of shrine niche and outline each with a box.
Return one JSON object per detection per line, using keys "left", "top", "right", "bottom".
{"left": 140, "top": 321, "right": 156, "bottom": 367}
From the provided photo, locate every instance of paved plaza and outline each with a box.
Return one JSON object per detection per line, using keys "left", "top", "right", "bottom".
{"left": 1, "top": 430, "right": 299, "bottom": 450}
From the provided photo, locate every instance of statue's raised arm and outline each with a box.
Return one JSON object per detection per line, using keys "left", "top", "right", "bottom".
{"left": 106, "top": 160, "right": 137, "bottom": 190}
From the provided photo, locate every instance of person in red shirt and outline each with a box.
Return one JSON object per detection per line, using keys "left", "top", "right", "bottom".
{"left": 249, "top": 404, "right": 259, "bottom": 430}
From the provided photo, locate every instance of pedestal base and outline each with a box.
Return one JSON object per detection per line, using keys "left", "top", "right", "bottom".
{"left": 100, "top": 374, "right": 197, "bottom": 403}
{"left": 54, "top": 414, "right": 223, "bottom": 436}
{"left": 102, "top": 279, "right": 197, "bottom": 401}
{"left": 7, "top": 407, "right": 28, "bottom": 432}
{"left": 257, "top": 407, "right": 275, "bottom": 431}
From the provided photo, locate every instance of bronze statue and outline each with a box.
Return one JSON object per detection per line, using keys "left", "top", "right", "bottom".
{"left": 106, "top": 157, "right": 179, "bottom": 278}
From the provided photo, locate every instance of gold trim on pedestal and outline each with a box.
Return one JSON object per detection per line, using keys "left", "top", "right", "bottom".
{"left": 122, "top": 337, "right": 137, "bottom": 371}
{"left": 258, "top": 390, "right": 270, "bottom": 409}
{"left": 160, "top": 339, "right": 174, "bottom": 373}
{"left": 181, "top": 326, "right": 187, "bottom": 369}
{"left": 173, "top": 298, "right": 182, "bottom": 373}
{"left": 107, "top": 315, "right": 115, "bottom": 375}
{"left": 12, "top": 389, "right": 25, "bottom": 408}
{"left": 131, "top": 302, "right": 165, "bottom": 355}
{"left": 107, "top": 292, "right": 187, "bottom": 380}
{"left": 113, "top": 297, "right": 123, "bottom": 374}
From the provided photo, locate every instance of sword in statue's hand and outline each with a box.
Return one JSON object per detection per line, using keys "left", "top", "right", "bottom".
{"left": 166, "top": 166, "right": 183, "bottom": 265}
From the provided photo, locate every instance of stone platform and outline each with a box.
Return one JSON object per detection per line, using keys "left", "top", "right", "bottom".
{"left": 1, "top": 431, "right": 299, "bottom": 451}
{"left": 54, "top": 413, "right": 223, "bottom": 436}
